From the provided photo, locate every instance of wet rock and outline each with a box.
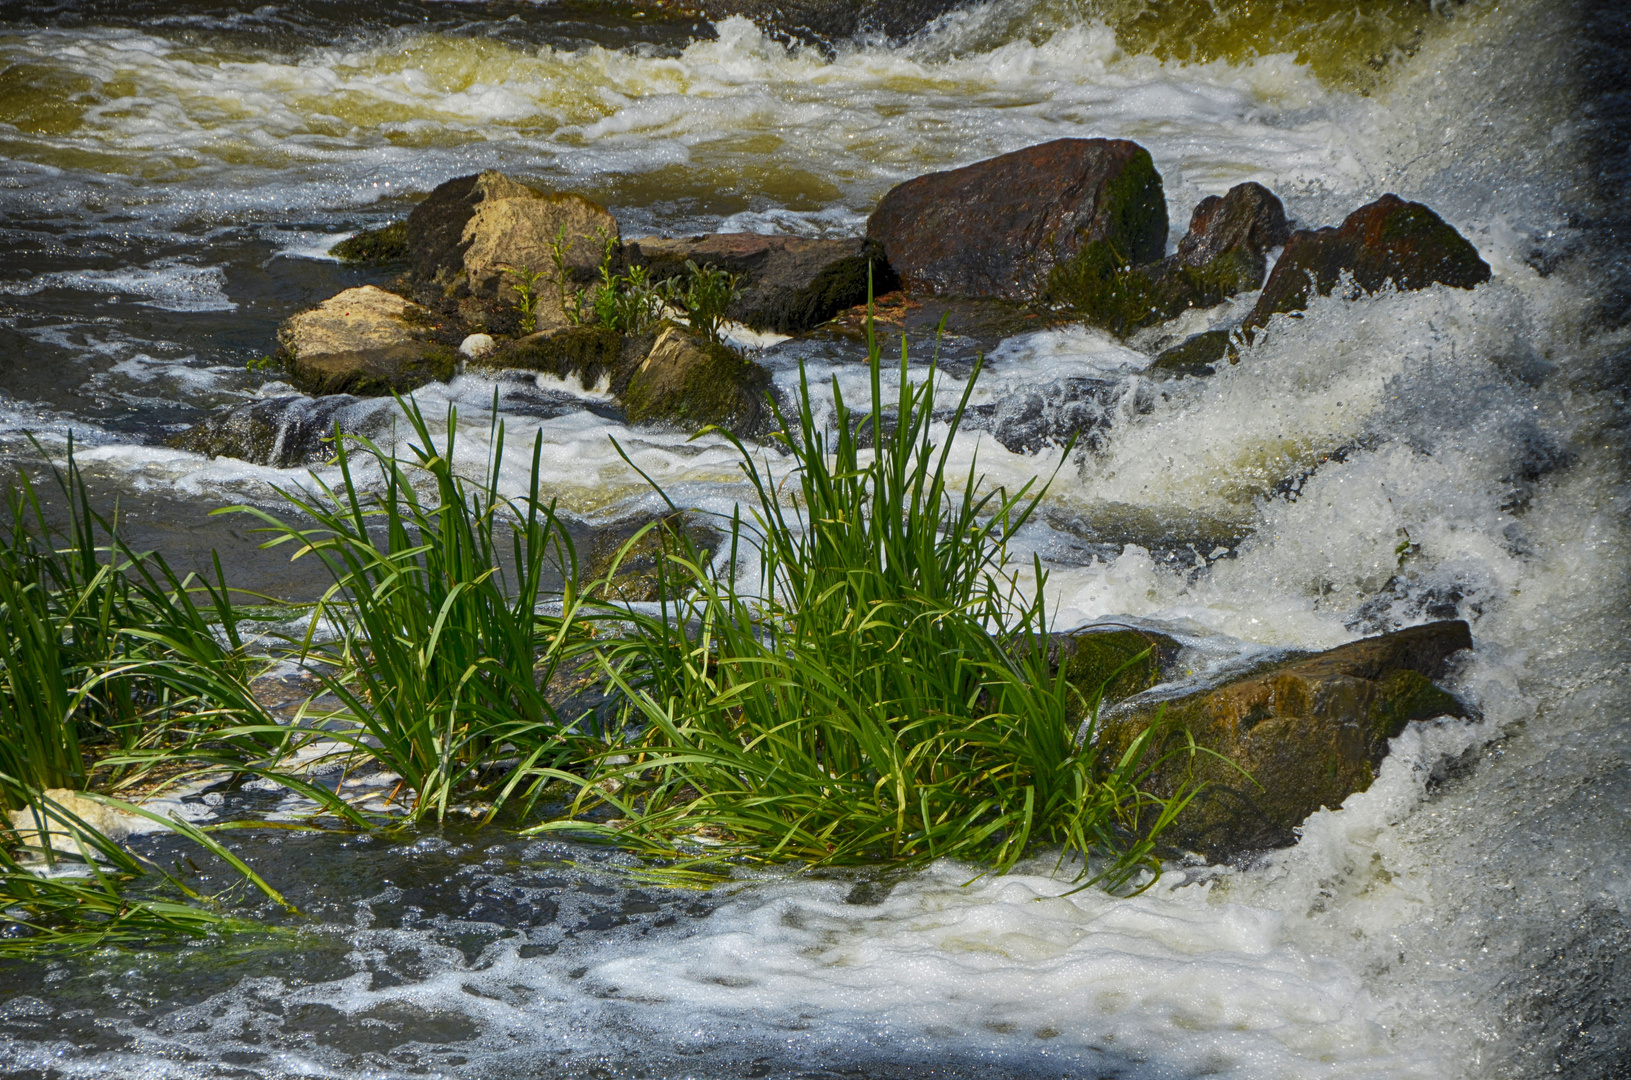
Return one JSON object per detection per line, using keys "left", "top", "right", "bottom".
{"left": 697, "top": 0, "right": 966, "bottom": 47}
{"left": 1100, "top": 619, "right": 1475, "bottom": 860}
{"left": 275, "top": 286, "right": 456, "bottom": 396}
{"left": 1150, "top": 329, "right": 1233, "bottom": 376}
{"left": 168, "top": 392, "right": 390, "bottom": 467}
{"left": 1174, "top": 182, "right": 1291, "bottom": 287}
{"left": 585, "top": 512, "right": 724, "bottom": 604}
{"left": 621, "top": 325, "right": 775, "bottom": 435}
{"left": 991, "top": 377, "right": 1128, "bottom": 455}
{"left": 1245, "top": 193, "right": 1492, "bottom": 332}
{"left": 8, "top": 790, "right": 142, "bottom": 853}
{"left": 628, "top": 233, "right": 897, "bottom": 335}
{"left": 459, "top": 333, "right": 497, "bottom": 359}
{"left": 404, "top": 170, "right": 617, "bottom": 306}
{"left": 484, "top": 325, "right": 626, "bottom": 389}
{"left": 330, "top": 221, "right": 408, "bottom": 265}
{"left": 1050, "top": 627, "right": 1183, "bottom": 727}
{"left": 866, "top": 138, "right": 1168, "bottom": 300}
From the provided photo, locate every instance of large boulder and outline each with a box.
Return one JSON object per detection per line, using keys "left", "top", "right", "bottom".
{"left": 622, "top": 325, "right": 775, "bottom": 435}
{"left": 1244, "top": 193, "right": 1491, "bottom": 331}
{"left": 1100, "top": 619, "right": 1475, "bottom": 860}
{"left": 168, "top": 393, "right": 390, "bottom": 467}
{"left": 404, "top": 171, "right": 617, "bottom": 307}
{"left": 275, "top": 286, "right": 456, "bottom": 396}
{"left": 628, "top": 233, "right": 897, "bottom": 335}
{"left": 866, "top": 139, "right": 1168, "bottom": 300}
{"left": 1046, "top": 181, "right": 1291, "bottom": 338}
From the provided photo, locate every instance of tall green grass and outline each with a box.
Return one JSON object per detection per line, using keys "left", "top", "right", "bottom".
{"left": 229, "top": 400, "right": 590, "bottom": 824}
{"left": 538, "top": 313, "right": 1194, "bottom": 887}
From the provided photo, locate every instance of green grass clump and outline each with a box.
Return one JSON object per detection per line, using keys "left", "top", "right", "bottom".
{"left": 231, "top": 399, "right": 590, "bottom": 824}
{"left": 539, "top": 308, "right": 1195, "bottom": 887}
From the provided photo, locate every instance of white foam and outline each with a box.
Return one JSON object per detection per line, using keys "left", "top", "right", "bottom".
{"left": 0, "top": 260, "right": 236, "bottom": 312}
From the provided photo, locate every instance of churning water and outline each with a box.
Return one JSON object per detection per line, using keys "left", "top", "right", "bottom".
{"left": 0, "top": 0, "right": 1626, "bottom": 1077}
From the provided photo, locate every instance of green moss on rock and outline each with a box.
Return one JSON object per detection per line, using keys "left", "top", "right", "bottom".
{"left": 1151, "top": 329, "right": 1234, "bottom": 376}
{"left": 622, "top": 325, "right": 774, "bottom": 434}
{"left": 484, "top": 325, "right": 624, "bottom": 386}
{"left": 330, "top": 221, "right": 409, "bottom": 264}
{"left": 1053, "top": 627, "right": 1181, "bottom": 725}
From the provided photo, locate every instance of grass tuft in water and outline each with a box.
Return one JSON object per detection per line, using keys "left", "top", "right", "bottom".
{"left": 230, "top": 398, "right": 591, "bottom": 824}
{"left": 537, "top": 305, "right": 1196, "bottom": 888}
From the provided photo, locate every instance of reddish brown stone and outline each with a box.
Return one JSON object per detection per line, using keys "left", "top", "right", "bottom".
{"left": 1175, "top": 181, "right": 1291, "bottom": 285}
{"left": 1245, "top": 194, "right": 1491, "bottom": 331}
{"left": 865, "top": 138, "right": 1168, "bottom": 300}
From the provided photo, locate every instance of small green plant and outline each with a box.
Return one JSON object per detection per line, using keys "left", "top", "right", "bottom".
{"left": 547, "top": 224, "right": 582, "bottom": 328}
{"left": 672, "top": 260, "right": 739, "bottom": 345}
{"left": 245, "top": 353, "right": 280, "bottom": 376}
{"left": 504, "top": 264, "right": 551, "bottom": 336}
{"left": 614, "top": 264, "right": 666, "bottom": 336}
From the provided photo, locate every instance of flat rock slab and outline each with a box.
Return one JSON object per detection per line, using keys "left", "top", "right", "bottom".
{"left": 1246, "top": 193, "right": 1491, "bottom": 331}
{"left": 628, "top": 233, "right": 895, "bottom": 335}
{"left": 1102, "top": 619, "right": 1475, "bottom": 861}
{"left": 866, "top": 138, "right": 1168, "bottom": 300}
{"left": 276, "top": 286, "right": 455, "bottom": 396}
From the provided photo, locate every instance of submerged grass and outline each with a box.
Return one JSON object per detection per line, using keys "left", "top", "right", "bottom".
{"left": 536, "top": 307, "right": 1195, "bottom": 888}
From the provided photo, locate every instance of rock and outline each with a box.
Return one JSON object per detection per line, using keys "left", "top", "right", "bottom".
{"left": 330, "top": 221, "right": 408, "bottom": 265}
{"left": 1244, "top": 194, "right": 1492, "bottom": 332}
{"left": 622, "top": 325, "right": 775, "bottom": 435}
{"left": 585, "top": 513, "right": 724, "bottom": 603}
{"left": 168, "top": 393, "right": 391, "bottom": 467}
{"left": 1047, "top": 182, "right": 1290, "bottom": 339}
{"left": 404, "top": 170, "right": 618, "bottom": 304}
{"left": 8, "top": 789, "right": 141, "bottom": 853}
{"left": 1100, "top": 619, "right": 1475, "bottom": 860}
{"left": 991, "top": 377, "right": 1129, "bottom": 455}
{"left": 1050, "top": 627, "right": 1183, "bottom": 727}
{"left": 866, "top": 139, "right": 1167, "bottom": 300}
{"left": 275, "top": 286, "right": 456, "bottom": 396}
{"left": 483, "top": 325, "right": 627, "bottom": 389}
{"left": 1174, "top": 182, "right": 1291, "bottom": 287}
{"left": 628, "top": 233, "right": 897, "bottom": 335}
{"left": 459, "top": 333, "right": 497, "bottom": 359}
{"left": 1150, "top": 329, "right": 1233, "bottom": 376}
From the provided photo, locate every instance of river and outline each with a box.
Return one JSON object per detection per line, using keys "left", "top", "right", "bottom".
{"left": 0, "top": 1, "right": 1626, "bottom": 1077}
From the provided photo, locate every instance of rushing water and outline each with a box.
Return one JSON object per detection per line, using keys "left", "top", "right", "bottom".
{"left": 0, "top": 1, "right": 1627, "bottom": 1077}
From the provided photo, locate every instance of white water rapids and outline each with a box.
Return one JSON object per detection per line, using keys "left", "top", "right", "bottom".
{"left": 0, "top": 1, "right": 1625, "bottom": 1077}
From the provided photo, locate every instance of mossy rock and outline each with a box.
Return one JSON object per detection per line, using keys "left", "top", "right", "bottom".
{"left": 1046, "top": 242, "right": 1260, "bottom": 338}
{"left": 1151, "top": 329, "right": 1234, "bottom": 376}
{"left": 276, "top": 286, "right": 457, "bottom": 397}
{"left": 330, "top": 221, "right": 408, "bottom": 265}
{"left": 621, "top": 325, "right": 775, "bottom": 435}
{"left": 1051, "top": 627, "right": 1182, "bottom": 725}
{"left": 1099, "top": 620, "right": 1475, "bottom": 860}
{"left": 484, "top": 325, "right": 625, "bottom": 387}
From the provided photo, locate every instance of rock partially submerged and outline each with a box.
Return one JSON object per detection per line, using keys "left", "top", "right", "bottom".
{"left": 1047, "top": 181, "right": 1290, "bottom": 338}
{"left": 628, "top": 233, "right": 896, "bottom": 335}
{"left": 1244, "top": 193, "right": 1491, "bottom": 332}
{"left": 168, "top": 392, "right": 389, "bottom": 467}
{"left": 622, "top": 325, "right": 776, "bottom": 434}
{"left": 696, "top": 0, "right": 966, "bottom": 46}
{"left": 1099, "top": 619, "right": 1475, "bottom": 861}
{"left": 867, "top": 138, "right": 1168, "bottom": 300}
{"left": 275, "top": 286, "right": 455, "bottom": 396}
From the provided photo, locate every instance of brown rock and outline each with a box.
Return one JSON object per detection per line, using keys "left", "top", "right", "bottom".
{"left": 1245, "top": 194, "right": 1491, "bottom": 331}
{"left": 1101, "top": 619, "right": 1475, "bottom": 860}
{"left": 404, "top": 170, "right": 618, "bottom": 304}
{"left": 866, "top": 138, "right": 1168, "bottom": 300}
{"left": 1174, "top": 181, "right": 1291, "bottom": 288}
{"left": 275, "top": 286, "right": 455, "bottom": 397}
{"left": 628, "top": 233, "right": 896, "bottom": 335}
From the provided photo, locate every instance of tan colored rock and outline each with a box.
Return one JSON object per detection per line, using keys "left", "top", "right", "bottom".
{"left": 276, "top": 286, "right": 455, "bottom": 397}
{"left": 8, "top": 789, "right": 141, "bottom": 853}
{"left": 1101, "top": 620, "right": 1474, "bottom": 860}
{"left": 405, "top": 170, "right": 618, "bottom": 303}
